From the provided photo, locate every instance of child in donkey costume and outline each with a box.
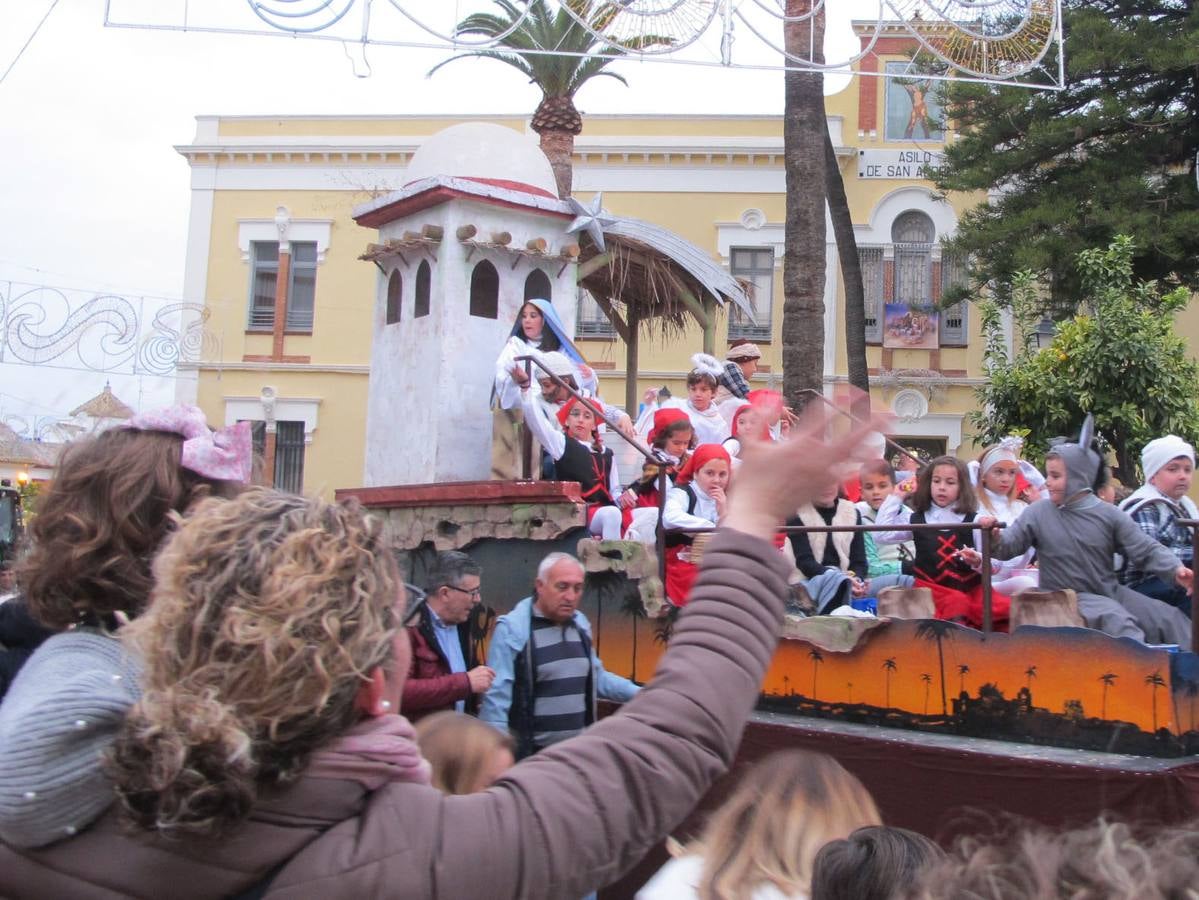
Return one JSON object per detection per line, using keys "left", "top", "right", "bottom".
{"left": 989, "top": 416, "right": 1193, "bottom": 644}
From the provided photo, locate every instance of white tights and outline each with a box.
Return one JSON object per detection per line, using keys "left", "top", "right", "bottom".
{"left": 588, "top": 506, "right": 623, "bottom": 541}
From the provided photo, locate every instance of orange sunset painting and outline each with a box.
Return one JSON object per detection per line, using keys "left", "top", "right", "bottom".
{"left": 578, "top": 592, "right": 1199, "bottom": 759}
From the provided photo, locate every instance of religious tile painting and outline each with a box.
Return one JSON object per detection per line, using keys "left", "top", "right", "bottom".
{"left": 884, "top": 61, "right": 945, "bottom": 143}
{"left": 883, "top": 302, "right": 939, "bottom": 350}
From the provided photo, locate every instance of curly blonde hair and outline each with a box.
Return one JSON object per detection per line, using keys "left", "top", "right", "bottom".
{"left": 106, "top": 487, "right": 400, "bottom": 838}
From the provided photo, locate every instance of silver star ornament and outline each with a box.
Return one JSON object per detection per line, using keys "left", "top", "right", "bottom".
{"left": 564, "top": 193, "right": 617, "bottom": 252}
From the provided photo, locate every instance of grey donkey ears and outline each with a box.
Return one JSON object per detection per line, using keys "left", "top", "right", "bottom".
{"left": 1077, "top": 414, "right": 1095, "bottom": 449}
{"left": 1048, "top": 414, "right": 1097, "bottom": 450}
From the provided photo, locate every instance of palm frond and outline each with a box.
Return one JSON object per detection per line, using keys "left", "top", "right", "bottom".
{"left": 428, "top": 48, "right": 536, "bottom": 82}
{"left": 432, "top": 0, "right": 666, "bottom": 99}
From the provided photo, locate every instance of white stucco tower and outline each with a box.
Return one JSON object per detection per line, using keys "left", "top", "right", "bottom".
{"left": 354, "top": 123, "right": 578, "bottom": 486}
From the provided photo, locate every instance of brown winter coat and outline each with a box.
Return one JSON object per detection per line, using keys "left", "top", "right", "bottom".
{"left": 0, "top": 530, "right": 790, "bottom": 900}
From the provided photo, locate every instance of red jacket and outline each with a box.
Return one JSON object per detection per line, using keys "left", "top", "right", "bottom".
{"left": 401, "top": 608, "right": 480, "bottom": 722}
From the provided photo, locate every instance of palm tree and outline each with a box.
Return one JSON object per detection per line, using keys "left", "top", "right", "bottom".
{"left": 619, "top": 587, "right": 646, "bottom": 682}
{"left": 783, "top": 674, "right": 791, "bottom": 697}
{"left": 824, "top": 129, "right": 868, "bottom": 404}
{"left": 921, "top": 673, "right": 933, "bottom": 715}
{"left": 847, "top": 681, "right": 854, "bottom": 703}
{"left": 1024, "top": 665, "right": 1038, "bottom": 691}
{"left": 957, "top": 664, "right": 971, "bottom": 695}
{"left": 1146, "top": 670, "right": 1166, "bottom": 733}
{"left": 882, "top": 657, "right": 898, "bottom": 708}
{"left": 809, "top": 647, "right": 824, "bottom": 699}
{"left": 915, "top": 620, "right": 954, "bottom": 715}
{"left": 432, "top": 1, "right": 670, "bottom": 198}
{"left": 780, "top": 0, "right": 828, "bottom": 410}
{"left": 1099, "top": 672, "right": 1118, "bottom": 720}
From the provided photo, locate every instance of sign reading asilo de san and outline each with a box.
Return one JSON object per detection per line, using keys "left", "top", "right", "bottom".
{"left": 857, "top": 149, "right": 947, "bottom": 180}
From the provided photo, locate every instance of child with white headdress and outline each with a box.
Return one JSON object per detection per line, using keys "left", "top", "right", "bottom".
{"left": 969, "top": 437, "right": 1039, "bottom": 596}
{"left": 636, "top": 354, "right": 730, "bottom": 447}
{"left": 1118, "top": 434, "right": 1198, "bottom": 616}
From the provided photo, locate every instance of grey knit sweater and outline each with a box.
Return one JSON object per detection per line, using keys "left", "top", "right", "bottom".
{"left": 0, "top": 629, "right": 142, "bottom": 848}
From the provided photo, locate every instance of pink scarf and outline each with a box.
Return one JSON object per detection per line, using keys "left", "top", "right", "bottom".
{"left": 306, "top": 715, "right": 431, "bottom": 790}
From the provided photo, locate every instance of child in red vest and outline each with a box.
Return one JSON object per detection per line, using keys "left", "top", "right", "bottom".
{"left": 521, "top": 388, "right": 622, "bottom": 540}
{"left": 875, "top": 455, "right": 1011, "bottom": 630}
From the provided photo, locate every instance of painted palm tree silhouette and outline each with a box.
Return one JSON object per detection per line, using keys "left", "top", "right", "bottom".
{"left": 783, "top": 674, "right": 791, "bottom": 697}
{"left": 957, "top": 663, "right": 971, "bottom": 695}
{"left": 915, "top": 620, "right": 953, "bottom": 715}
{"left": 619, "top": 588, "right": 646, "bottom": 682}
{"left": 1024, "top": 665, "right": 1038, "bottom": 690}
{"left": 652, "top": 605, "right": 680, "bottom": 648}
{"left": 1099, "top": 672, "right": 1118, "bottom": 720}
{"left": 1184, "top": 678, "right": 1199, "bottom": 733}
{"left": 809, "top": 648, "right": 825, "bottom": 699}
{"left": 1146, "top": 670, "right": 1166, "bottom": 733}
{"left": 882, "top": 657, "right": 898, "bottom": 708}
{"left": 921, "top": 673, "right": 933, "bottom": 715}
{"left": 847, "top": 681, "right": 854, "bottom": 703}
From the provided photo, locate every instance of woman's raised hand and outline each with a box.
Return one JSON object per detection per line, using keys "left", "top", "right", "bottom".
{"left": 723, "top": 390, "right": 891, "bottom": 542}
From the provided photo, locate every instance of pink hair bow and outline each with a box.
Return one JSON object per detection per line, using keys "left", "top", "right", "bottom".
{"left": 123, "top": 405, "right": 253, "bottom": 483}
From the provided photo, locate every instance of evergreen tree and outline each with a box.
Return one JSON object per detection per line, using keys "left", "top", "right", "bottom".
{"left": 972, "top": 236, "right": 1199, "bottom": 478}
{"left": 933, "top": 0, "right": 1199, "bottom": 310}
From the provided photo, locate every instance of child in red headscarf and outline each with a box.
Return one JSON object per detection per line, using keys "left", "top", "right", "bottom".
{"left": 618, "top": 409, "right": 695, "bottom": 543}
{"left": 520, "top": 388, "right": 622, "bottom": 539}
{"left": 661, "top": 444, "right": 732, "bottom": 606}
{"left": 722, "top": 403, "right": 771, "bottom": 469}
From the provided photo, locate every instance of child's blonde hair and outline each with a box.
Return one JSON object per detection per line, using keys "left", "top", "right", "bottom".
{"left": 687, "top": 750, "right": 881, "bottom": 900}
{"left": 975, "top": 443, "right": 1021, "bottom": 515}
{"left": 415, "top": 712, "right": 515, "bottom": 796}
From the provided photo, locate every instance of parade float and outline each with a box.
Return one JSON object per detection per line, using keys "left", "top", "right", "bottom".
{"left": 336, "top": 122, "right": 1199, "bottom": 895}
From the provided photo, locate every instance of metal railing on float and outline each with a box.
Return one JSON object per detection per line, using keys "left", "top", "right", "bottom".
{"left": 673, "top": 520, "right": 1006, "bottom": 635}
{"left": 511, "top": 365, "right": 1015, "bottom": 635}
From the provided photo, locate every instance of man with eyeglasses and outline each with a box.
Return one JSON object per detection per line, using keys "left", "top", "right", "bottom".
{"left": 401, "top": 550, "right": 495, "bottom": 722}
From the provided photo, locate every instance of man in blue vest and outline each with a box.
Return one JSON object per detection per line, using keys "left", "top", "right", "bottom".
{"left": 481, "top": 552, "right": 638, "bottom": 759}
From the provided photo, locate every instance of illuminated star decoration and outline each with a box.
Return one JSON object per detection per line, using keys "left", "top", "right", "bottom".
{"left": 564, "top": 192, "right": 618, "bottom": 252}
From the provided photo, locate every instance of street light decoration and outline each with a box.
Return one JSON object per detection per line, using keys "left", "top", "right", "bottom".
{"left": 105, "top": 0, "right": 1066, "bottom": 89}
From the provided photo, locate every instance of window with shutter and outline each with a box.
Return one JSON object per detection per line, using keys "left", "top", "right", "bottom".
{"left": 858, "top": 247, "right": 884, "bottom": 344}
{"left": 939, "top": 252, "right": 969, "bottom": 346}
{"left": 728, "top": 247, "right": 773, "bottom": 341}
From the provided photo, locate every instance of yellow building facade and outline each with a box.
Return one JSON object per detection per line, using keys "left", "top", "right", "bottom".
{"left": 177, "top": 61, "right": 991, "bottom": 496}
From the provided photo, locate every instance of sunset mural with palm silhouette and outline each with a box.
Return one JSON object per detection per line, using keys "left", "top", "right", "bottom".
{"left": 573, "top": 584, "right": 1199, "bottom": 757}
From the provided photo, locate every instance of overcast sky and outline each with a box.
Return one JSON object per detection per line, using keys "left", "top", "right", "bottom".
{"left": 0, "top": 0, "right": 867, "bottom": 427}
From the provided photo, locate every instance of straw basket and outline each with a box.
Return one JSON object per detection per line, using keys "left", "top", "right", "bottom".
{"left": 687, "top": 532, "right": 714, "bottom": 566}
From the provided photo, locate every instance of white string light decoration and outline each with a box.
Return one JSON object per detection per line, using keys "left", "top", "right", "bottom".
{"left": 103, "top": 0, "right": 1064, "bottom": 89}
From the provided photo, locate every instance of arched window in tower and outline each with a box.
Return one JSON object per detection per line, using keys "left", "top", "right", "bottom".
{"left": 385, "top": 270, "right": 402, "bottom": 325}
{"left": 414, "top": 260, "right": 431, "bottom": 318}
{"left": 470, "top": 260, "right": 499, "bottom": 319}
{"left": 891, "top": 211, "right": 935, "bottom": 307}
{"left": 523, "top": 268, "right": 552, "bottom": 303}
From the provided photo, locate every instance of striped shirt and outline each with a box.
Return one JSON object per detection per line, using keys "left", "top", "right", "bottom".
{"left": 530, "top": 615, "right": 591, "bottom": 750}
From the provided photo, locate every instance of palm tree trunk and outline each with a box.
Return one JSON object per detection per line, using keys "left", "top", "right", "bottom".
{"left": 825, "top": 128, "right": 869, "bottom": 411}
{"left": 781, "top": 0, "right": 827, "bottom": 412}
{"left": 936, "top": 636, "right": 947, "bottom": 715}
{"left": 539, "top": 129, "right": 575, "bottom": 199}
